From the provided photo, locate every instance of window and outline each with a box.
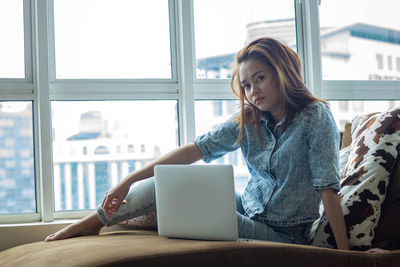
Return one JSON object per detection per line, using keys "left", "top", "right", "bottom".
{"left": 338, "top": 101, "right": 349, "bottom": 111}
{"left": 329, "top": 101, "right": 400, "bottom": 131}
{"left": 0, "top": 0, "right": 399, "bottom": 227}
{"left": 94, "top": 146, "right": 110, "bottom": 155}
{"left": 194, "top": 0, "right": 297, "bottom": 79}
{"left": 0, "top": 0, "right": 25, "bottom": 78}
{"left": 53, "top": 0, "right": 171, "bottom": 79}
{"left": 388, "top": 56, "right": 393, "bottom": 71}
{"left": 51, "top": 101, "right": 178, "bottom": 211}
{"left": 396, "top": 57, "right": 400, "bottom": 72}
{"left": 352, "top": 101, "right": 364, "bottom": 112}
{"left": 0, "top": 102, "right": 35, "bottom": 214}
{"left": 376, "top": 54, "right": 384, "bottom": 70}
{"left": 195, "top": 100, "right": 249, "bottom": 193}
{"left": 319, "top": 0, "right": 400, "bottom": 80}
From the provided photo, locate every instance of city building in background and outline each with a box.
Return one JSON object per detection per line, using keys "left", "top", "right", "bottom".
{"left": 198, "top": 18, "right": 400, "bottom": 81}
{"left": 197, "top": 19, "right": 400, "bottom": 130}
{"left": 0, "top": 103, "right": 35, "bottom": 214}
{"left": 2, "top": 19, "right": 400, "bottom": 213}
{"left": 52, "top": 110, "right": 162, "bottom": 211}
{"left": 195, "top": 100, "right": 249, "bottom": 192}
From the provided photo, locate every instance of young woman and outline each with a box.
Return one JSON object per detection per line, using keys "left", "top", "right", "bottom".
{"left": 45, "top": 38, "right": 349, "bottom": 250}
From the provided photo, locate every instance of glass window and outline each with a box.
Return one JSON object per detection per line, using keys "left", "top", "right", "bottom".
{"left": 397, "top": 57, "right": 400, "bottom": 72}
{"left": 51, "top": 101, "right": 178, "bottom": 211}
{"left": 0, "top": 0, "right": 25, "bottom": 78}
{"left": 328, "top": 100, "right": 400, "bottom": 131}
{"left": 388, "top": 55, "right": 393, "bottom": 71}
{"left": 0, "top": 102, "right": 35, "bottom": 214}
{"left": 376, "top": 54, "right": 383, "bottom": 70}
{"left": 319, "top": 0, "right": 400, "bottom": 80}
{"left": 194, "top": 0, "right": 297, "bottom": 79}
{"left": 53, "top": 0, "right": 171, "bottom": 79}
{"left": 195, "top": 100, "right": 249, "bottom": 193}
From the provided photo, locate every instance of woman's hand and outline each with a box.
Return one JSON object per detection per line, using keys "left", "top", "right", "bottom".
{"left": 364, "top": 248, "right": 391, "bottom": 254}
{"left": 100, "top": 142, "right": 203, "bottom": 218}
{"left": 101, "top": 180, "right": 130, "bottom": 218}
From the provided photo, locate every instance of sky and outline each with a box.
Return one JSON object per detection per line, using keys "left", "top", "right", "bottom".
{"left": 319, "top": 0, "right": 400, "bottom": 30}
{"left": 2, "top": 0, "right": 400, "bottom": 136}
{"left": 1, "top": 0, "right": 400, "bottom": 78}
{"left": 195, "top": 0, "right": 400, "bottom": 58}
{"left": 51, "top": 101, "right": 178, "bottom": 152}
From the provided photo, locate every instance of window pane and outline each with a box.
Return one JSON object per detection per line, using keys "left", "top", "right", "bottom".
{"left": 53, "top": 0, "right": 171, "bottom": 79}
{"left": 329, "top": 100, "right": 400, "bottom": 131}
{"left": 194, "top": 0, "right": 297, "bottom": 79}
{"left": 319, "top": 0, "right": 400, "bottom": 80}
{"left": 51, "top": 101, "right": 178, "bottom": 211}
{"left": 0, "top": 102, "right": 35, "bottom": 214}
{"left": 195, "top": 100, "right": 249, "bottom": 193}
{"left": 0, "top": 0, "right": 25, "bottom": 78}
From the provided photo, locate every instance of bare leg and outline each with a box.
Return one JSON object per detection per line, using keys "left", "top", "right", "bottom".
{"left": 45, "top": 178, "right": 156, "bottom": 242}
{"left": 45, "top": 212, "right": 104, "bottom": 242}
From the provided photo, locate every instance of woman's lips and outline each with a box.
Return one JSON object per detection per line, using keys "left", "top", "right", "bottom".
{"left": 254, "top": 97, "right": 264, "bottom": 105}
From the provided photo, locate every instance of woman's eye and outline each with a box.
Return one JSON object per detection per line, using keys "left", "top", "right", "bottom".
{"left": 243, "top": 84, "right": 250, "bottom": 90}
{"left": 257, "top": 76, "right": 264, "bottom": 82}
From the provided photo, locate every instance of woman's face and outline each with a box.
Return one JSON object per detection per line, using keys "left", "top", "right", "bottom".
{"left": 239, "top": 57, "right": 284, "bottom": 121}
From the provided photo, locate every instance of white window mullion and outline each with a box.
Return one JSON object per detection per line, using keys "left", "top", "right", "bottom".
{"left": 298, "top": 0, "right": 323, "bottom": 97}
{"left": 168, "top": 0, "right": 178, "bottom": 83}
{"left": 176, "top": 0, "right": 196, "bottom": 144}
{"left": 33, "top": 0, "right": 55, "bottom": 222}
{"left": 23, "top": 0, "right": 33, "bottom": 83}
{"left": 294, "top": 0, "right": 306, "bottom": 81}
{"left": 46, "top": 0, "right": 56, "bottom": 82}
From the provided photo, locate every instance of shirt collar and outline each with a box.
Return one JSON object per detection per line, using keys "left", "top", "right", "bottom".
{"left": 260, "top": 111, "right": 286, "bottom": 127}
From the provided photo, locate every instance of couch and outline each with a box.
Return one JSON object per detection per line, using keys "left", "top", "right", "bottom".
{"left": 1, "top": 109, "right": 400, "bottom": 267}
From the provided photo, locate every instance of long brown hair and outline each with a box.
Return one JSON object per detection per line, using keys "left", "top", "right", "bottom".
{"left": 230, "top": 38, "right": 325, "bottom": 145}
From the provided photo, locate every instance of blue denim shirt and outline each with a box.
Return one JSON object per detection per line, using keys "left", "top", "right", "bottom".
{"left": 194, "top": 102, "right": 340, "bottom": 226}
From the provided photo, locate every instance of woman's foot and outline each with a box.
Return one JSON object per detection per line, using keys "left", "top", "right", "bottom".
{"left": 45, "top": 212, "right": 104, "bottom": 242}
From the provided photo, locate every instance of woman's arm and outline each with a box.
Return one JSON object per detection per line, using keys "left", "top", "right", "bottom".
{"left": 319, "top": 188, "right": 349, "bottom": 250}
{"left": 102, "top": 142, "right": 203, "bottom": 217}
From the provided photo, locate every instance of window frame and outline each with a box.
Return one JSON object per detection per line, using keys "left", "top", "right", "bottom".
{"left": 1, "top": 0, "right": 399, "bottom": 225}
{"left": 0, "top": 0, "right": 37, "bottom": 224}
{"left": 309, "top": 0, "right": 400, "bottom": 100}
{"left": 0, "top": 0, "right": 33, "bottom": 100}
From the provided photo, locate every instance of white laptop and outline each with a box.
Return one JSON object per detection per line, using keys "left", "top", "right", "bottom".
{"left": 154, "top": 164, "right": 238, "bottom": 241}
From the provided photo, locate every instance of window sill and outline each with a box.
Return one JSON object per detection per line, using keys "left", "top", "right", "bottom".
{"left": 0, "top": 219, "right": 127, "bottom": 252}
{"left": 0, "top": 220, "right": 74, "bottom": 252}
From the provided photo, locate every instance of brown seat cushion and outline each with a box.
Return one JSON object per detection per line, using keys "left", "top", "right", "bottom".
{"left": 0, "top": 230, "right": 399, "bottom": 267}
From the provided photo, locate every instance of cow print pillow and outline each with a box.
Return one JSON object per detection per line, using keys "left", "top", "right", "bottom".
{"left": 312, "top": 108, "right": 400, "bottom": 250}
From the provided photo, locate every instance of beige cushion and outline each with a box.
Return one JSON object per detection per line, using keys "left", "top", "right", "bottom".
{"left": 0, "top": 230, "right": 399, "bottom": 267}
{"left": 341, "top": 122, "right": 352, "bottom": 149}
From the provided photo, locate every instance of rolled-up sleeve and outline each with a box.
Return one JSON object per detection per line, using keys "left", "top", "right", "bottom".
{"left": 307, "top": 103, "right": 341, "bottom": 191}
{"left": 194, "top": 115, "right": 240, "bottom": 163}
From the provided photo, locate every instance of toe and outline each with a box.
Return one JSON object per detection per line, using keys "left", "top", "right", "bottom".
{"left": 45, "top": 234, "right": 55, "bottom": 242}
